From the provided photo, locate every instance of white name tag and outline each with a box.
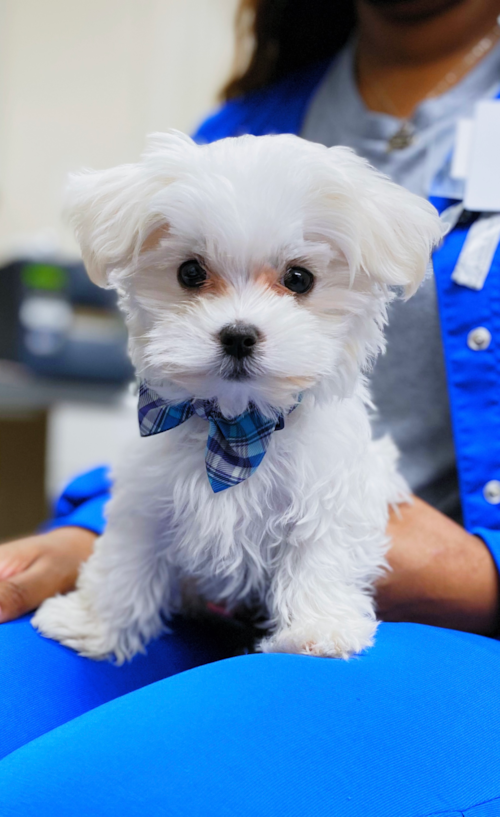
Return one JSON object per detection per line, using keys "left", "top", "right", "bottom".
{"left": 451, "top": 214, "right": 500, "bottom": 290}
{"left": 464, "top": 101, "right": 500, "bottom": 212}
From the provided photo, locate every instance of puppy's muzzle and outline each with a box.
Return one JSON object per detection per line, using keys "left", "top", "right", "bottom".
{"left": 219, "top": 324, "right": 260, "bottom": 360}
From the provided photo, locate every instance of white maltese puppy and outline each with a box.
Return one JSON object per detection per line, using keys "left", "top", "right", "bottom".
{"left": 34, "top": 132, "right": 443, "bottom": 661}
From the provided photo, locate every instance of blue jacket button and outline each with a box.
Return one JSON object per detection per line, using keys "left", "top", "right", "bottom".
{"left": 467, "top": 327, "right": 491, "bottom": 351}
{"left": 484, "top": 480, "right": 500, "bottom": 504}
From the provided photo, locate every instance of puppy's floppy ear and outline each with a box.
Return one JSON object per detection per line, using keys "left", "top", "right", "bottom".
{"left": 327, "top": 147, "right": 445, "bottom": 298}
{"left": 64, "top": 130, "right": 196, "bottom": 287}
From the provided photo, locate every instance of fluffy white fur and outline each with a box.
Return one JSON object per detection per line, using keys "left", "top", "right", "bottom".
{"left": 33, "top": 132, "right": 444, "bottom": 661}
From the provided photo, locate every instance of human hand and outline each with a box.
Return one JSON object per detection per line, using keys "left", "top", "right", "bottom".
{"left": 376, "top": 496, "right": 500, "bottom": 635}
{"left": 0, "top": 527, "right": 96, "bottom": 623}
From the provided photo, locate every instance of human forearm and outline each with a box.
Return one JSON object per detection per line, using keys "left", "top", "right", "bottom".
{"left": 0, "top": 527, "right": 96, "bottom": 623}
{"left": 376, "top": 496, "right": 500, "bottom": 635}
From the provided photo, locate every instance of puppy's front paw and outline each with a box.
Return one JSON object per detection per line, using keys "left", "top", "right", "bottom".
{"left": 32, "top": 591, "right": 120, "bottom": 661}
{"left": 259, "top": 618, "right": 377, "bottom": 659}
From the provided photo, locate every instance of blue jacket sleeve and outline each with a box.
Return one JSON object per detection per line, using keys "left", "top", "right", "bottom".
{"left": 43, "top": 466, "right": 112, "bottom": 536}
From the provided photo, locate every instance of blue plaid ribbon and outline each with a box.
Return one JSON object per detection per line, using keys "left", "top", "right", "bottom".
{"left": 138, "top": 382, "right": 293, "bottom": 493}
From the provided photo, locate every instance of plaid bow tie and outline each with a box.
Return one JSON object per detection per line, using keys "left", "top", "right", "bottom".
{"left": 138, "top": 382, "right": 294, "bottom": 493}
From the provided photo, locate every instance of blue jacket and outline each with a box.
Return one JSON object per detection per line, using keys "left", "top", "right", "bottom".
{"left": 48, "top": 62, "right": 500, "bottom": 571}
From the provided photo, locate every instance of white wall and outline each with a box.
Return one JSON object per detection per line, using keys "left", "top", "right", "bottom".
{"left": 0, "top": 0, "right": 239, "bottom": 261}
{"left": 0, "top": 0, "right": 241, "bottom": 496}
{"left": 46, "top": 395, "right": 138, "bottom": 497}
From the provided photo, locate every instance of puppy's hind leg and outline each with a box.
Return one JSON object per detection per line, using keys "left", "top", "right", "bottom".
{"left": 33, "top": 492, "right": 174, "bottom": 662}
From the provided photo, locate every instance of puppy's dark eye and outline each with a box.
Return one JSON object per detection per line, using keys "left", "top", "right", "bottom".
{"left": 178, "top": 260, "right": 208, "bottom": 289}
{"left": 282, "top": 266, "right": 314, "bottom": 294}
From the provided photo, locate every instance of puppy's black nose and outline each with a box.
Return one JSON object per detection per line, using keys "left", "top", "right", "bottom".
{"left": 219, "top": 324, "right": 259, "bottom": 359}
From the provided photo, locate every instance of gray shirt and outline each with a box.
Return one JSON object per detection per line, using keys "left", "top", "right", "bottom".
{"left": 301, "top": 41, "right": 500, "bottom": 516}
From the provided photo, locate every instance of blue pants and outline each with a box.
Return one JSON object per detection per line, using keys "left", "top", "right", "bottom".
{"left": 1, "top": 617, "right": 500, "bottom": 816}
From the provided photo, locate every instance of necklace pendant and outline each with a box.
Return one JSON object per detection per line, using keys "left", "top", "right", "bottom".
{"left": 387, "top": 121, "right": 415, "bottom": 152}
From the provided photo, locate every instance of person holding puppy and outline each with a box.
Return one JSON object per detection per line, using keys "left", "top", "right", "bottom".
{"left": 1, "top": 1, "right": 500, "bottom": 813}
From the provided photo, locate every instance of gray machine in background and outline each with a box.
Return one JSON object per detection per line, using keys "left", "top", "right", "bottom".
{"left": 0, "top": 260, "right": 133, "bottom": 383}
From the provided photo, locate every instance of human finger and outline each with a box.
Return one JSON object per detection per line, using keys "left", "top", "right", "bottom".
{"left": 0, "top": 539, "right": 41, "bottom": 581}
{"left": 0, "top": 558, "right": 65, "bottom": 623}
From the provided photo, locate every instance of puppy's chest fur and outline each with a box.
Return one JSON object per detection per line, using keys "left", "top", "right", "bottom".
{"left": 140, "top": 396, "right": 388, "bottom": 610}
{"left": 154, "top": 416, "right": 304, "bottom": 607}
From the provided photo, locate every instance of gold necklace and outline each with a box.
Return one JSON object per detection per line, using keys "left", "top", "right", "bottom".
{"left": 366, "top": 16, "right": 500, "bottom": 153}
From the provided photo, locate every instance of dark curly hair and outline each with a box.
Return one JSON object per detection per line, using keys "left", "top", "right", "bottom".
{"left": 222, "top": 0, "right": 356, "bottom": 100}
